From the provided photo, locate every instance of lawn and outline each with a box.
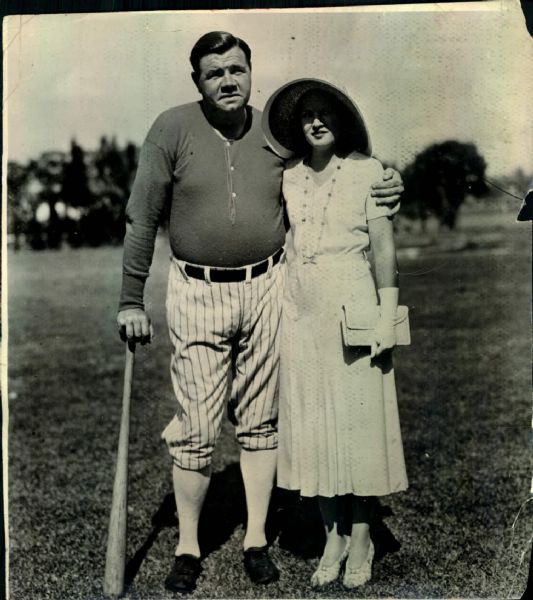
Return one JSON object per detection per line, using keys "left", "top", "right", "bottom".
{"left": 7, "top": 217, "right": 532, "bottom": 599}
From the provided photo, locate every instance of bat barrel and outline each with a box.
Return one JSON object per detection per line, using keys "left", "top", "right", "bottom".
{"left": 103, "top": 342, "right": 135, "bottom": 597}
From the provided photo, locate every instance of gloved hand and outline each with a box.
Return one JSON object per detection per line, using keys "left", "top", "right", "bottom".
{"left": 370, "top": 287, "right": 398, "bottom": 358}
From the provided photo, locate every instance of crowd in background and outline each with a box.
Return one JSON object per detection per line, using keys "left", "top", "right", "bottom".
{"left": 7, "top": 138, "right": 139, "bottom": 250}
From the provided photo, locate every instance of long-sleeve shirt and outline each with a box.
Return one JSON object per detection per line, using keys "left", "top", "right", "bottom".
{"left": 120, "top": 101, "right": 286, "bottom": 310}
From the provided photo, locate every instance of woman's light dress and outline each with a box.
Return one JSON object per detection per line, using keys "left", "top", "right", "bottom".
{"left": 277, "top": 151, "right": 409, "bottom": 498}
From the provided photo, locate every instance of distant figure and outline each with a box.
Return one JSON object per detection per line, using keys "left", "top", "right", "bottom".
{"left": 516, "top": 180, "right": 533, "bottom": 221}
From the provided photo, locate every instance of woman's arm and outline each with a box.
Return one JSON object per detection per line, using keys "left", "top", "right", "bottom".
{"left": 368, "top": 216, "right": 398, "bottom": 357}
{"left": 369, "top": 215, "right": 398, "bottom": 288}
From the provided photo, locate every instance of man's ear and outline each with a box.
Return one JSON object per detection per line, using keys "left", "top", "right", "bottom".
{"left": 191, "top": 71, "right": 200, "bottom": 89}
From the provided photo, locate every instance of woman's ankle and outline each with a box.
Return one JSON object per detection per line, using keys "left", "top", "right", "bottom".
{"left": 350, "top": 522, "right": 370, "bottom": 542}
{"left": 321, "top": 531, "right": 348, "bottom": 563}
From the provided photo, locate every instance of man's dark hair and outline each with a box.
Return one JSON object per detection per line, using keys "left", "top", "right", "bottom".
{"left": 190, "top": 31, "right": 252, "bottom": 79}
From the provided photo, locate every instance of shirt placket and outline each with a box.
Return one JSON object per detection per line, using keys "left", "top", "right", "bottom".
{"left": 224, "top": 140, "right": 237, "bottom": 225}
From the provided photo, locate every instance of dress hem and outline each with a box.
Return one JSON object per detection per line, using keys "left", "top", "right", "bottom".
{"left": 276, "top": 481, "right": 409, "bottom": 498}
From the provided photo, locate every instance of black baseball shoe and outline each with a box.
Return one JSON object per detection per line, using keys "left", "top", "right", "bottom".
{"left": 243, "top": 546, "right": 280, "bottom": 584}
{"left": 164, "top": 554, "right": 202, "bottom": 593}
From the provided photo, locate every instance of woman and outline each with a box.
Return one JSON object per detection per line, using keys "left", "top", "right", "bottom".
{"left": 263, "top": 79, "right": 408, "bottom": 588}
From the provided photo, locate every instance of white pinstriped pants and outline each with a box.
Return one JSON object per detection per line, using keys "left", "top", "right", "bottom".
{"left": 162, "top": 254, "right": 286, "bottom": 470}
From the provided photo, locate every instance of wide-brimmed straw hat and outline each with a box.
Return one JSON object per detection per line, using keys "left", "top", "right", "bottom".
{"left": 262, "top": 78, "right": 372, "bottom": 159}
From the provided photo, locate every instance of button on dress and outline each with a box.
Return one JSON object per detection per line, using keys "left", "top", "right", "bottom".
{"left": 277, "top": 151, "right": 409, "bottom": 498}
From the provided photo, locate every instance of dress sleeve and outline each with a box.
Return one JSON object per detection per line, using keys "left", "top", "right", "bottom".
{"left": 119, "top": 134, "right": 174, "bottom": 311}
{"left": 365, "top": 158, "right": 394, "bottom": 221}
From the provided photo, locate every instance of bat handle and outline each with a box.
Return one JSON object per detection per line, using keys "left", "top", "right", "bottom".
{"left": 103, "top": 342, "right": 136, "bottom": 597}
{"left": 123, "top": 341, "right": 136, "bottom": 396}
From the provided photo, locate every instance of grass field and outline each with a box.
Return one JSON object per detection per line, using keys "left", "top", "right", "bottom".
{"left": 7, "top": 217, "right": 532, "bottom": 599}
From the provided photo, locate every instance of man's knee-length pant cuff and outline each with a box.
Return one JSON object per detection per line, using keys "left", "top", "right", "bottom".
{"left": 162, "top": 414, "right": 278, "bottom": 471}
{"left": 236, "top": 427, "right": 278, "bottom": 452}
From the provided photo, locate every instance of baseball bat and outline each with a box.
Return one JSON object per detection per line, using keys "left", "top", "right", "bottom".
{"left": 103, "top": 341, "right": 136, "bottom": 598}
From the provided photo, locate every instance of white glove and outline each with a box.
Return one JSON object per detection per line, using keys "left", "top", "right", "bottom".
{"left": 370, "top": 287, "right": 398, "bottom": 358}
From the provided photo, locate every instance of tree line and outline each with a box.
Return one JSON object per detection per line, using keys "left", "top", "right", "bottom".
{"left": 8, "top": 137, "right": 515, "bottom": 251}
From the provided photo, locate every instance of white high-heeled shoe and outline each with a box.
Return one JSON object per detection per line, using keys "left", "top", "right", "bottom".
{"left": 310, "top": 543, "right": 349, "bottom": 587}
{"left": 343, "top": 540, "right": 375, "bottom": 588}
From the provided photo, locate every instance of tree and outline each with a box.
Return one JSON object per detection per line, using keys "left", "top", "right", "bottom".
{"left": 402, "top": 141, "right": 489, "bottom": 229}
{"left": 87, "top": 136, "right": 131, "bottom": 245}
{"left": 62, "top": 140, "right": 93, "bottom": 208}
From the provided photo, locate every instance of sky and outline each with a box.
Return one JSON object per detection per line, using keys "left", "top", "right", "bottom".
{"left": 3, "top": 2, "right": 532, "bottom": 178}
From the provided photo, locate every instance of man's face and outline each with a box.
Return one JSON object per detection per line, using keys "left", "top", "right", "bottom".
{"left": 195, "top": 47, "right": 251, "bottom": 115}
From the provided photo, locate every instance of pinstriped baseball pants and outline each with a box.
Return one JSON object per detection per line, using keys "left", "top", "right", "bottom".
{"left": 162, "top": 254, "right": 286, "bottom": 470}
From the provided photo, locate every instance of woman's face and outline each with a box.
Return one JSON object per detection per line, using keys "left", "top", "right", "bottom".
{"left": 300, "top": 91, "right": 340, "bottom": 151}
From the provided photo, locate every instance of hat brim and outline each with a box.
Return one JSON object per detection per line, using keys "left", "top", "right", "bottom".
{"left": 262, "top": 78, "right": 372, "bottom": 159}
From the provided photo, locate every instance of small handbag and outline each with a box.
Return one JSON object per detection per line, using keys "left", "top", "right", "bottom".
{"left": 341, "top": 303, "right": 411, "bottom": 347}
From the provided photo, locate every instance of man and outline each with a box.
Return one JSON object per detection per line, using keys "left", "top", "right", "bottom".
{"left": 117, "top": 31, "right": 403, "bottom": 593}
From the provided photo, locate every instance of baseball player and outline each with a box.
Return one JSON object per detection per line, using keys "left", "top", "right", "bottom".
{"left": 117, "top": 31, "right": 404, "bottom": 593}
